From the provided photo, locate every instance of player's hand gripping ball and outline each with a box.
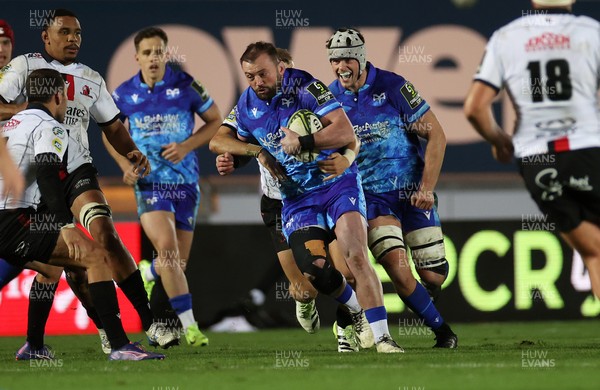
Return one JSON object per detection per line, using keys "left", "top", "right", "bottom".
{"left": 285, "top": 109, "right": 322, "bottom": 162}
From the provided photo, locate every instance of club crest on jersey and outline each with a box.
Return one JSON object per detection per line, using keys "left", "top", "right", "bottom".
{"left": 282, "top": 97, "right": 294, "bottom": 107}
{"left": 166, "top": 88, "right": 180, "bottom": 98}
{"left": 80, "top": 85, "right": 94, "bottom": 99}
{"left": 372, "top": 92, "right": 386, "bottom": 106}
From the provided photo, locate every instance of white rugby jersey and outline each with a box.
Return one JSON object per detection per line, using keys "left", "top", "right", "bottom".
{"left": 476, "top": 11, "right": 600, "bottom": 157}
{"left": 0, "top": 107, "right": 69, "bottom": 209}
{"left": 223, "top": 106, "right": 282, "bottom": 200}
{"left": 0, "top": 52, "right": 120, "bottom": 172}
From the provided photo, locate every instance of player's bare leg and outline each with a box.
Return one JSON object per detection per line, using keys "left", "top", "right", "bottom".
{"left": 369, "top": 215, "right": 457, "bottom": 348}
{"left": 141, "top": 211, "right": 207, "bottom": 347}
{"left": 561, "top": 221, "right": 600, "bottom": 298}
{"left": 70, "top": 190, "right": 162, "bottom": 341}
{"left": 334, "top": 211, "right": 403, "bottom": 352}
{"left": 46, "top": 227, "right": 163, "bottom": 360}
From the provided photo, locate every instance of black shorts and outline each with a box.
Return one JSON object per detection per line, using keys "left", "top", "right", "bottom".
{"left": 518, "top": 147, "right": 600, "bottom": 232}
{"left": 63, "top": 163, "right": 102, "bottom": 207}
{"left": 260, "top": 195, "right": 289, "bottom": 253}
{"left": 0, "top": 206, "right": 60, "bottom": 267}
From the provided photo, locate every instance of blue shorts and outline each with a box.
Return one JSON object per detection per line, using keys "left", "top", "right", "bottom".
{"left": 365, "top": 190, "right": 441, "bottom": 233}
{"left": 135, "top": 182, "right": 200, "bottom": 231}
{"left": 281, "top": 173, "right": 366, "bottom": 240}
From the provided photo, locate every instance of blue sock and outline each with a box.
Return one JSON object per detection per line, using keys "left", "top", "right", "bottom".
{"left": 334, "top": 284, "right": 361, "bottom": 312}
{"left": 403, "top": 283, "right": 444, "bottom": 330}
{"left": 364, "top": 306, "right": 387, "bottom": 323}
{"left": 150, "top": 260, "right": 159, "bottom": 279}
{"left": 335, "top": 284, "right": 353, "bottom": 304}
{"left": 169, "top": 293, "right": 192, "bottom": 315}
{"left": 0, "top": 259, "right": 22, "bottom": 288}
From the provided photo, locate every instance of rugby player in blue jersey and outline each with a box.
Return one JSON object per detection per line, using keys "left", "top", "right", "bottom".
{"left": 321, "top": 28, "right": 457, "bottom": 348}
{"left": 210, "top": 41, "right": 402, "bottom": 353}
{"left": 104, "top": 27, "right": 221, "bottom": 347}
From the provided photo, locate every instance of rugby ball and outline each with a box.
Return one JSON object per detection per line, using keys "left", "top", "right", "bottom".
{"left": 286, "top": 109, "right": 322, "bottom": 162}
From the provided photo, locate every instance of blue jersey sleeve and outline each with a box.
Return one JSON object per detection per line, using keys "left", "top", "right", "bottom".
{"left": 300, "top": 79, "right": 341, "bottom": 118}
{"left": 389, "top": 77, "right": 430, "bottom": 124}
{"left": 189, "top": 79, "right": 214, "bottom": 115}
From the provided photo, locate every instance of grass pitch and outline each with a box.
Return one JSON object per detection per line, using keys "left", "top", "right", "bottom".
{"left": 1, "top": 321, "right": 599, "bottom": 390}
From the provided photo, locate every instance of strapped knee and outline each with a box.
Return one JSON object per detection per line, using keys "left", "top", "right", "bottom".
{"left": 405, "top": 226, "right": 448, "bottom": 276}
{"left": 368, "top": 225, "right": 405, "bottom": 263}
{"left": 289, "top": 227, "right": 343, "bottom": 296}
{"left": 79, "top": 202, "right": 112, "bottom": 231}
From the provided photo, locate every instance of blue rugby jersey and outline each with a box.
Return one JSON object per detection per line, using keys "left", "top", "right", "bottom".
{"left": 236, "top": 68, "right": 356, "bottom": 199}
{"left": 329, "top": 63, "right": 430, "bottom": 193}
{"left": 113, "top": 66, "right": 214, "bottom": 184}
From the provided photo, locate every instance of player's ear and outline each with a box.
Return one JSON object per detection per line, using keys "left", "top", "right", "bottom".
{"left": 41, "top": 30, "right": 49, "bottom": 45}
{"left": 277, "top": 60, "right": 286, "bottom": 76}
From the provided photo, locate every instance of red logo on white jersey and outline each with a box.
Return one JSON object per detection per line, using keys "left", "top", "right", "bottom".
{"left": 80, "top": 84, "right": 93, "bottom": 98}
{"left": 525, "top": 33, "right": 570, "bottom": 51}
{"left": 1, "top": 118, "right": 20, "bottom": 132}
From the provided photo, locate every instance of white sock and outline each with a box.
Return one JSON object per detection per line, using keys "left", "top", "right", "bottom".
{"left": 178, "top": 309, "right": 196, "bottom": 330}
{"left": 249, "top": 289, "right": 266, "bottom": 306}
{"left": 143, "top": 262, "right": 156, "bottom": 282}
{"left": 344, "top": 291, "right": 362, "bottom": 314}
{"left": 369, "top": 319, "right": 390, "bottom": 341}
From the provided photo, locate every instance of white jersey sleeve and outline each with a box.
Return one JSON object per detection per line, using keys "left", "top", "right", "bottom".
{"left": 475, "top": 32, "right": 503, "bottom": 90}
{"left": 90, "top": 76, "right": 120, "bottom": 126}
{"left": 0, "top": 55, "right": 28, "bottom": 103}
{"left": 33, "top": 121, "right": 68, "bottom": 161}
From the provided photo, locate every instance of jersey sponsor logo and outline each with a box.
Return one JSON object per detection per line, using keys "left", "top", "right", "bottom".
{"left": 53, "top": 138, "right": 63, "bottom": 152}
{"left": 352, "top": 120, "right": 391, "bottom": 142}
{"left": 191, "top": 80, "right": 210, "bottom": 102}
{"left": 525, "top": 33, "right": 570, "bottom": 52}
{"left": 2, "top": 118, "right": 20, "bottom": 132}
{"left": 400, "top": 82, "right": 422, "bottom": 109}
{"left": 306, "top": 81, "right": 334, "bottom": 106}
{"left": 166, "top": 88, "right": 180, "bottom": 98}
{"left": 133, "top": 113, "right": 181, "bottom": 133}
{"left": 569, "top": 176, "right": 592, "bottom": 191}
{"left": 534, "top": 117, "right": 576, "bottom": 133}
{"left": 258, "top": 128, "right": 284, "bottom": 149}
{"left": 0, "top": 63, "right": 11, "bottom": 73}
{"left": 64, "top": 105, "right": 85, "bottom": 126}
{"left": 372, "top": 92, "right": 386, "bottom": 106}
{"left": 26, "top": 53, "right": 43, "bottom": 59}
{"left": 52, "top": 126, "right": 65, "bottom": 137}
{"left": 80, "top": 84, "right": 95, "bottom": 99}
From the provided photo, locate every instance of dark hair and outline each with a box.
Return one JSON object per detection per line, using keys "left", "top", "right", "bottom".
{"left": 134, "top": 27, "right": 168, "bottom": 52}
{"left": 276, "top": 48, "right": 293, "bottom": 66}
{"left": 26, "top": 68, "right": 65, "bottom": 103}
{"left": 240, "top": 41, "right": 278, "bottom": 66}
{"left": 43, "top": 9, "right": 78, "bottom": 32}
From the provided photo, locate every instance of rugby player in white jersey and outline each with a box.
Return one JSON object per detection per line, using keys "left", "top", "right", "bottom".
{"left": 0, "top": 9, "right": 171, "bottom": 358}
{"left": 465, "top": 0, "right": 600, "bottom": 301}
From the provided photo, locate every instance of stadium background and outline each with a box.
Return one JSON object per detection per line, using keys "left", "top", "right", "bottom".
{"left": 1, "top": 0, "right": 598, "bottom": 336}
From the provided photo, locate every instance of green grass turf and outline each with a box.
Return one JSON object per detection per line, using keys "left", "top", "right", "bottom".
{"left": 1, "top": 321, "right": 599, "bottom": 390}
